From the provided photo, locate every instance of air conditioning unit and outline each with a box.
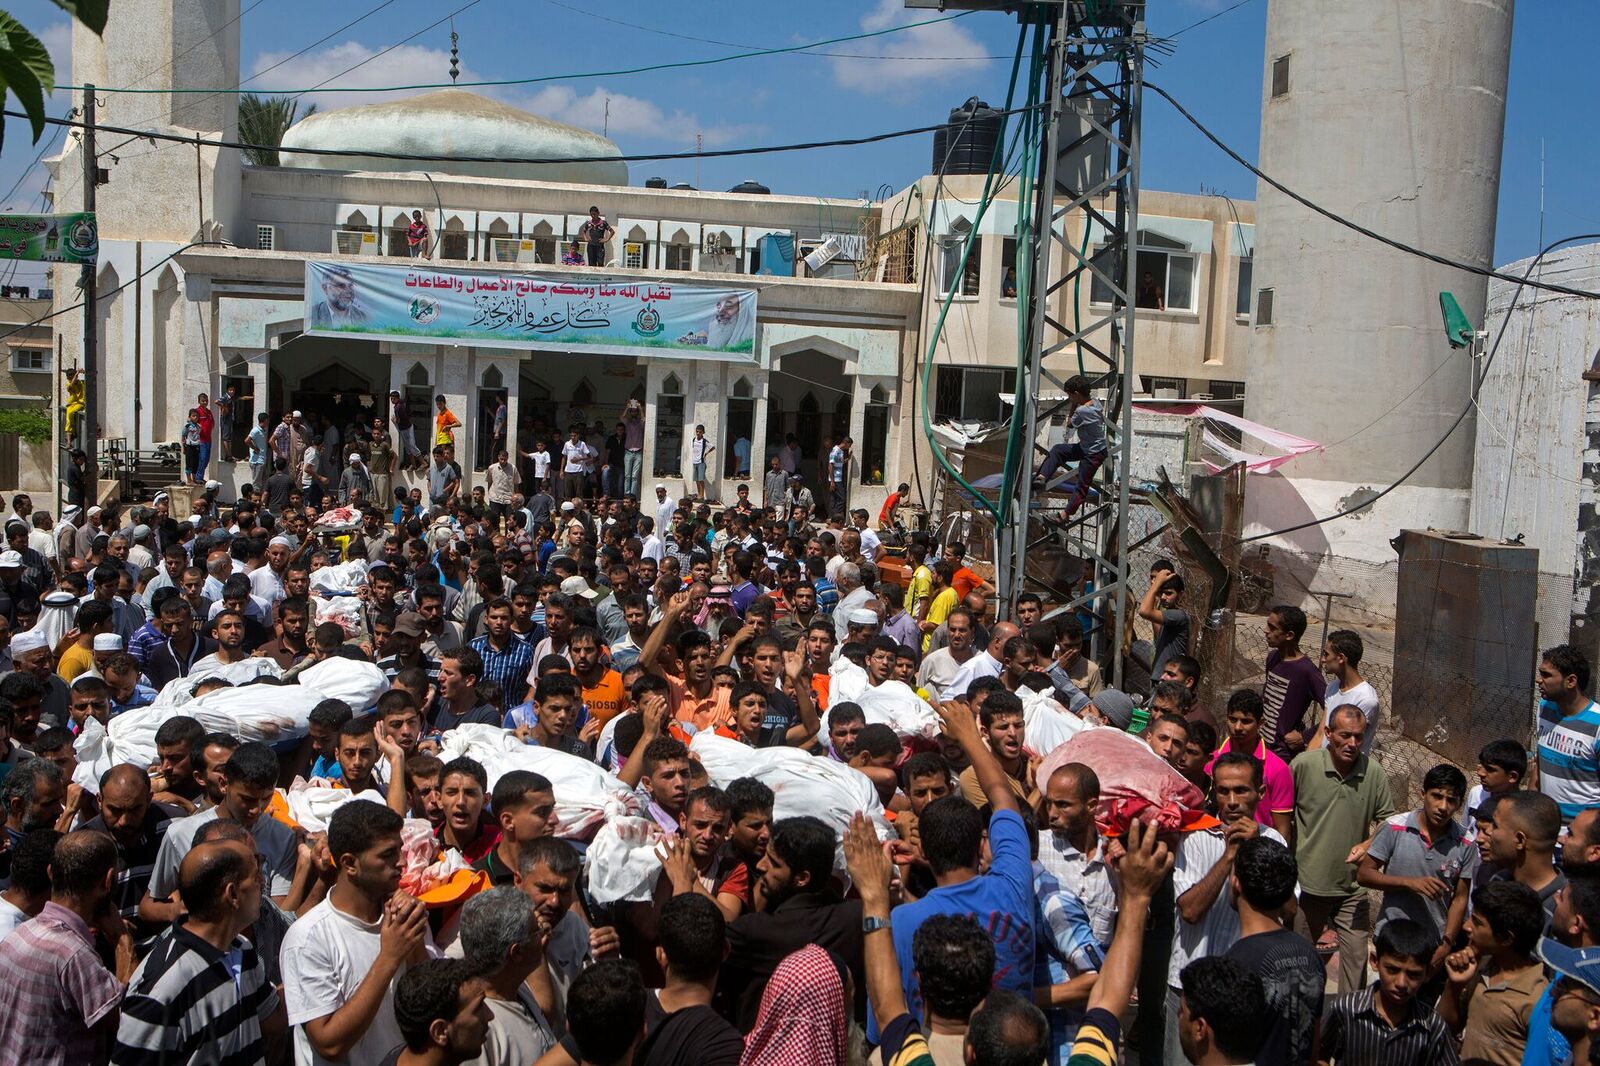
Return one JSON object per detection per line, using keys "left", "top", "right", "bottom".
{"left": 491, "top": 238, "right": 539, "bottom": 264}
{"left": 332, "top": 230, "right": 378, "bottom": 256}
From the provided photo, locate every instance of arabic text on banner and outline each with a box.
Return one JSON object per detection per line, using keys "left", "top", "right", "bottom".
{"left": 302, "top": 260, "right": 758, "bottom": 361}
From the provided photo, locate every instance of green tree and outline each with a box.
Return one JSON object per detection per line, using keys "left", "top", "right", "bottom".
{"left": 0, "top": 0, "right": 108, "bottom": 152}
{"left": 238, "top": 94, "right": 316, "bottom": 167}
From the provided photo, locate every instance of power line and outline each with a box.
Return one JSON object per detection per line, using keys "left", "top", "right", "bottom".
{"left": 241, "top": 0, "right": 404, "bottom": 91}
{"left": 17, "top": 102, "right": 1042, "bottom": 168}
{"left": 56, "top": 10, "right": 977, "bottom": 96}
{"left": 1161, "top": 0, "right": 1260, "bottom": 39}
{"left": 96, "top": 0, "right": 404, "bottom": 161}
{"left": 0, "top": 241, "right": 230, "bottom": 348}
{"left": 120, "top": 0, "right": 271, "bottom": 93}
{"left": 289, "top": 0, "right": 485, "bottom": 102}
{"left": 1237, "top": 232, "right": 1600, "bottom": 544}
{"left": 1146, "top": 81, "right": 1600, "bottom": 302}
{"left": 538, "top": 0, "right": 1008, "bottom": 61}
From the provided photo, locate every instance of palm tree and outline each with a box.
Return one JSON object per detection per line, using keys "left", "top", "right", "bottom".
{"left": 238, "top": 94, "right": 316, "bottom": 167}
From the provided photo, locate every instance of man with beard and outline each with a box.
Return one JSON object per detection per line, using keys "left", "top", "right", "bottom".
{"left": 515, "top": 838, "right": 620, "bottom": 1030}
{"left": 81, "top": 765, "right": 178, "bottom": 948}
{"left": 718, "top": 815, "right": 863, "bottom": 1032}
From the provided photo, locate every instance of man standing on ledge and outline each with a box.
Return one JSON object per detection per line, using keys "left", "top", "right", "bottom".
{"left": 579, "top": 206, "right": 614, "bottom": 267}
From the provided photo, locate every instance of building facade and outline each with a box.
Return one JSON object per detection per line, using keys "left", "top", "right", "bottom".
{"left": 47, "top": 0, "right": 1260, "bottom": 520}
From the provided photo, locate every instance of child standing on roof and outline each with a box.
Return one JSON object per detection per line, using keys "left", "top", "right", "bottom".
{"left": 1034, "top": 374, "right": 1109, "bottom": 520}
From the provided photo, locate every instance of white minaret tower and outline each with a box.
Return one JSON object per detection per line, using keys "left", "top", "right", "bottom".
{"left": 53, "top": 0, "right": 243, "bottom": 241}
{"left": 1243, "top": 0, "right": 1514, "bottom": 612}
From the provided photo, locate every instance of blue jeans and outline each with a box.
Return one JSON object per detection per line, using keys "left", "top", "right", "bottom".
{"left": 624, "top": 450, "right": 642, "bottom": 496}
{"left": 195, "top": 441, "right": 211, "bottom": 481}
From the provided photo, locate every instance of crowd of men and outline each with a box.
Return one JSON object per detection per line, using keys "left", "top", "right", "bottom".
{"left": 0, "top": 452, "right": 1596, "bottom": 1066}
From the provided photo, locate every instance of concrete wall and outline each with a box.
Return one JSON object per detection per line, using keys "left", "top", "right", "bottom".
{"left": 1471, "top": 244, "right": 1600, "bottom": 660}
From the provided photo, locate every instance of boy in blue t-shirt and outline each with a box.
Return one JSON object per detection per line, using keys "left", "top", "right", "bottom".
{"left": 866, "top": 698, "right": 1036, "bottom": 1041}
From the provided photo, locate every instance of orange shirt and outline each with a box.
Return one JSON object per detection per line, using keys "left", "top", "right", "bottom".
{"left": 952, "top": 565, "right": 986, "bottom": 601}
{"left": 434, "top": 408, "right": 461, "bottom": 446}
{"left": 810, "top": 673, "right": 831, "bottom": 712}
{"left": 666, "top": 672, "right": 731, "bottom": 734}
{"left": 581, "top": 669, "right": 627, "bottom": 725}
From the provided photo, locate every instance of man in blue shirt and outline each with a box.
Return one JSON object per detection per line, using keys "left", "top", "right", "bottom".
{"left": 869, "top": 699, "right": 1035, "bottom": 1038}
{"left": 1523, "top": 865, "right": 1600, "bottom": 1066}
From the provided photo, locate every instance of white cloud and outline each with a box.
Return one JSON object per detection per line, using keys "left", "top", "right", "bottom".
{"left": 38, "top": 21, "right": 71, "bottom": 96}
{"left": 246, "top": 41, "right": 478, "bottom": 111}
{"left": 517, "top": 85, "right": 751, "bottom": 147}
{"left": 830, "top": 0, "right": 991, "bottom": 95}
{"left": 244, "top": 42, "right": 751, "bottom": 147}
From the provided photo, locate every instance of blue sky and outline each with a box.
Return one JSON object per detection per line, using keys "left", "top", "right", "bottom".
{"left": 0, "top": 0, "right": 1589, "bottom": 283}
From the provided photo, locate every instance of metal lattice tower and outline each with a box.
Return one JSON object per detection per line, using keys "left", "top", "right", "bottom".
{"left": 1011, "top": 2, "right": 1146, "bottom": 687}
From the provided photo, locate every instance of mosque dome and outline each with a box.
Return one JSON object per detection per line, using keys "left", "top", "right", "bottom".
{"left": 278, "top": 88, "right": 628, "bottom": 185}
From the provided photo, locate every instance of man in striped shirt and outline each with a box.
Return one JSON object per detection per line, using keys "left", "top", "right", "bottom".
{"left": 113, "top": 837, "right": 285, "bottom": 1066}
{"left": 1535, "top": 644, "right": 1600, "bottom": 825}
{"left": 0, "top": 829, "right": 136, "bottom": 1066}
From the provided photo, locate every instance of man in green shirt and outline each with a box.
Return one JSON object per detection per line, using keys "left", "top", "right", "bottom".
{"left": 1291, "top": 704, "right": 1396, "bottom": 996}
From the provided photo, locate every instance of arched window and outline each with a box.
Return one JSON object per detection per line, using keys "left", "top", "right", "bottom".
{"left": 482, "top": 365, "right": 504, "bottom": 389}
{"left": 797, "top": 392, "right": 821, "bottom": 456}
{"left": 403, "top": 362, "right": 431, "bottom": 429}
{"left": 862, "top": 385, "right": 891, "bottom": 486}
{"left": 654, "top": 374, "right": 685, "bottom": 477}
{"left": 832, "top": 393, "right": 851, "bottom": 442}
{"left": 726, "top": 376, "right": 755, "bottom": 479}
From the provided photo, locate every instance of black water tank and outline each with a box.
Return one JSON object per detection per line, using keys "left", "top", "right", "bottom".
{"left": 644, "top": 176, "right": 668, "bottom": 189}
{"left": 933, "top": 96, "right": 1002, "bottom": 175}
{"left": 728, "top": 179, "right": 770, "bottom": 195}
{"left": 670, "top": 182, "right": 695, "bottom": 190}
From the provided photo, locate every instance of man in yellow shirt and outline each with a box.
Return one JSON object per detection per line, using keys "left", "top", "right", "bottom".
{"left": 920, "top": 559, "right": 959, "bottom": 654}
{"left": 905, "top": 539, "right": 933, "bottom": 621}
{"left": 55, "top": 600, "right": 113, "bottom": 682}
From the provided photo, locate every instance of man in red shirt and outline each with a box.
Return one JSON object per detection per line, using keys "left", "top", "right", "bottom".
{"left": 406, "top": 210, "right": 430, "bottom": 258}
{"left": 194, "top": 392, "right": 215, "bottom": 483}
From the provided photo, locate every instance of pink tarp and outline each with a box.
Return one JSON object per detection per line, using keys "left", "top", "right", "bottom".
{"left": 1132, "top": 399, "right": 1323, "bottom": 474}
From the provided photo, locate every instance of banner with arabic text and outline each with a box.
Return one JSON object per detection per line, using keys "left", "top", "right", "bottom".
{"left": 0, "top": 213, "right": 97, "bottom": 263}
{"left": 303, "top": 260, "right": 757, "bottom": 360}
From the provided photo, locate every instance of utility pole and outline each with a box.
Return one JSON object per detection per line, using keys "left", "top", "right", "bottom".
{"left": 80, "top": 85, "right": 97, "bottom": 466}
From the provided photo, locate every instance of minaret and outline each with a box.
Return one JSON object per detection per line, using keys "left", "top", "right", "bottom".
{"left": 52, "top": 0, "right": 243, "bottom": 241}
{"left": 1243, "top": 0, "right": 1514, "bottom": 611}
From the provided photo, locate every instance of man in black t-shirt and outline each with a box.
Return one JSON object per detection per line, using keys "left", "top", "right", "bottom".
{"left": 1225, "top": 836, "right": 1325, "bottom": 1066}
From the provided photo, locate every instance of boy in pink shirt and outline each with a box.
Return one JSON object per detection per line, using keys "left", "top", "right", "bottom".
{"left": 1204, "top": 688, "right": 1294, "bottom": 840}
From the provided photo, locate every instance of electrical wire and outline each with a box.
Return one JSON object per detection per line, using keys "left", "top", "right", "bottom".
{"left": 0, "top": 240, "right": 230, "bottom": 347}
{"left": 58, "top": 10, "right": 978, "bottom": 96}
{"left": 1146, "top": 82, "right": 1600, "bottom": 302}
{"left": 288, "top": 0, "right": 485, "bottom": 102}
{"left": 15, "top": 103, "right": 1043, "bottom": 168}
{"left": 1160, "top": 0, "right": 1261, "bottom": 40}
{"left": 0, "top": 118, "right": 68, "bottom": 207}
{"left": 538, "top": 0, "right": 1008, "bottom": 61}
{"left": 1236, "top": 232, "right": 1600, "bottom": 544}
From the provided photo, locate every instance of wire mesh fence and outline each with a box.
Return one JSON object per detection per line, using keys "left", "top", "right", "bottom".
{"left": 1117, "top": 512, "right": 1540, "bottom": 802}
